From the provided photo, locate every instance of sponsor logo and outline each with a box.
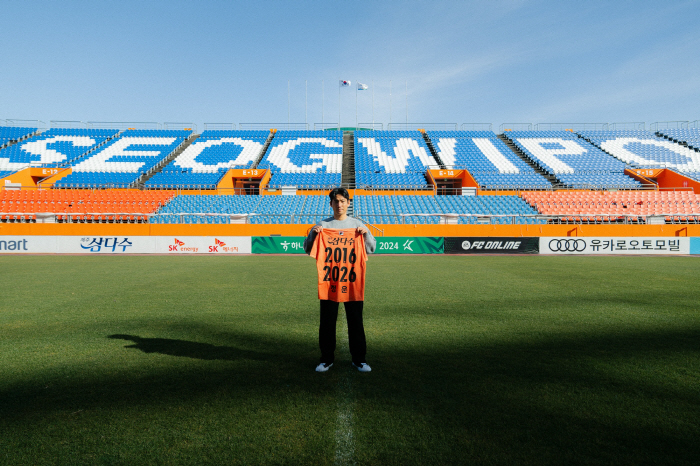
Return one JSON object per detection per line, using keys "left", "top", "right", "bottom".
{"left": 548, "top": 239, "right": 586, "bottom": 252}
{"left": 0, "top": 239, "right": 28, "bottom": 251}
{"left": 461, "top": 240, "right": 522, "bottom": 250}
{"left": 210, "top": 238, "right": 238, "bottom": 253}
{"left": 279, "top": 240, "right": 303, "bottom": 252}
{"left": 338, "top": 231, "right": 344, "bottom": 236}
{"left": 403, "top": 239, "right": 414, "bottom": 251}
{"left": 170, "top": 237, "right": 198, "bottom": 253}
{"left": 80, "top": 237, "right": 133, "bottom": 253}
{"left": 169, "top": 238, "right": 185, "bottom": 251}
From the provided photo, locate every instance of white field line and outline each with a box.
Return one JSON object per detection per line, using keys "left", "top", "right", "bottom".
{"left": 334, "top": 312, "right": 356, "bottom": 466}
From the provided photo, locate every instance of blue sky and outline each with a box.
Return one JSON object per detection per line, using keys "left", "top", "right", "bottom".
{"left": 2, "top": 0, "right": 699, "bottom": 130}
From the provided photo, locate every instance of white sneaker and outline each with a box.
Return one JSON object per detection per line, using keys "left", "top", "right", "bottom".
{"left": 316, "top": 362, "right": 333, "bottom": 372}
{"left": 352, "top": 362, "right": 372, "bottom": 372}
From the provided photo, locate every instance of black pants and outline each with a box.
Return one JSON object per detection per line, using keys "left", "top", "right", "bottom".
{"left": 319, "top": 300, "right": 366, "bottom": 365}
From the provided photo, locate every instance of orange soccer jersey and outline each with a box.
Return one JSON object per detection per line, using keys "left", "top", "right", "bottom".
{"left": 310, "top": 228, "right": 367, "bottom": 302}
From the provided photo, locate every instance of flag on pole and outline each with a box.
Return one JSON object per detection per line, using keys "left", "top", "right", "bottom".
{"left": 357, "top": 82, "right": 368, "bottom": 90}
{"left": 340, "top": 80, "right": 351, "bottom": 87}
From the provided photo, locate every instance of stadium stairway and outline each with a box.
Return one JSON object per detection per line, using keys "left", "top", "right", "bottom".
{"left": 0, "top": 127, "right": 41, "bottom": 151}
{"left": 421, "top": 131, "right": 447, "bottom": 169}
{"left": 655, "top": 131, "right": 698, "bottom": 151}
{"left": 134, "top": 133, "right": 200, "bottom": 188}
{"left": 497, "top": 133, "right": 561, "bottom": 188}
{"left": 341, "top": 130, "right": 356, "bottom": 187}
{"left": 251, "top": 130, "right": 275, "bottom": 169}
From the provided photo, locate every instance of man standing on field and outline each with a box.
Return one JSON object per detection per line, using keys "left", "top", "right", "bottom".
{"left": 304, "top": 187, "right": 376, "bottom": 373}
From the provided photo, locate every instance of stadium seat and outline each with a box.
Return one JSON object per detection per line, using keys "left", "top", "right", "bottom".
{"left": 146, "top": 130, "right": 270, "bottom": 189}
{"left": 55, "top": 129, "right": 191, "bottom": 189}
{"left": 0, "top": 128, "right": 118, "bottom": 180}
{"left": 354, "top": 131, "right": 438, "bottom": 188}
{"left": 257, "top": 131, "right": 343, "bottom": 189}
{"left": 427, "top": 130, "right": 550, "bottom": 190}
{"left": 503, "top": 131, "right": 641, "bottom": 189}
{"left": 579, "top": 129, "right": 700, "bottom": 181}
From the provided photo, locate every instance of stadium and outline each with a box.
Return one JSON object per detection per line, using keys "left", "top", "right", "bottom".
{"left": 2, "top": 2, "right": 700, "bottom": 465}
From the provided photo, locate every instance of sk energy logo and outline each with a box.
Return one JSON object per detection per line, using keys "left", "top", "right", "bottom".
{"left": 169, "top": 238, "right": 185, "bottom": 252}
{"left": 170, "top": 238, "right": 198, "bottom": 253}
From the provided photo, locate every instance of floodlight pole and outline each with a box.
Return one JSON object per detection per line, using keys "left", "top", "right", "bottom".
{"left": 405, "top": 81, "right": 408, "bottom": 125}
{"left": 372, "top": 79, "right": 374, "bottom": 128}
{"left": 322, "top": 80, "right": 324, "bottom": 126}
{"left": 390, "top": 80, "right": 392, "bottom": 126}
{"left": 305, "top": 80, "right": 307, "bottom": 126}
{"left": 288, "top": 81, "right": 290, "bottom": 126}
{"left": 355, "top": 82, "right": 358, "bottom": 130}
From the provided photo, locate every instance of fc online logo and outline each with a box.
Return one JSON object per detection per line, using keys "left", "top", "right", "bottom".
{"left": 548, "top": 239, "right": 586, "bottom": 252}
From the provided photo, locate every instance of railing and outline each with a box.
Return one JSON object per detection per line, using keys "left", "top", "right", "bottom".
{"left": 203, "top": 123, "right": 236, "bottom": 131}
{"left": 240, "top": 123, "right": 309, "bottom": 130}
{"left": 650, "top": 121, "right": 690, "bottom": 131}
{"left": 164, "top": 122, "right": 197, "bottom": 132}
{"left": 49, "top": 120, "right": 87, "bottom": 129}
{"left": 86, "top": 121, "right": 161, "bottom": 130}
{"left": 609, "top": 122, "right": 645, "bottom": 130}
{"left": 314, "top": 123, "right": 340, "bottom": 130}
{"left": 499, "top": 123, "right": 532, "bottom": 132}
{"left": 534, "top": 123, "right": 608, "bottom": 131}
{"left": 3, "top": 119, "right": 46, "bottom": 129}
{"left": 358, "top": 123, "right": 383, "bottom": 130}
{"left": 352, "top": 216, "right": 385, "bottom": 236}
{"left": 387, "top": 123, "right": 457, "bottom": 131}
{"left": 461, "top": 123, "right": 493, "bottom": 131}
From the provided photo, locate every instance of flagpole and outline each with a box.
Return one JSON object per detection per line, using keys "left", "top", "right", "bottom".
{"left": 288, "top": 80, "right": 290, "bottom": 127}
{"left": 322, "top": 80, "right": 324, "bottom": 127}
{"left": 405, "top": 81, "right": 408, "bottom": 125}
{"left": 338, "top": 80, "right": 341, "bottom": 131}
{"left": 372, "top": 80, "right": 374, "bottom": 129}
{"left": 390, "top": 80, "right": 392, "bottom": 127}
{"left": 305, "top": 80, "right": 307, "bottom": 128}
{"left": 355, "top": 82, "right": 358, "bottom": 130}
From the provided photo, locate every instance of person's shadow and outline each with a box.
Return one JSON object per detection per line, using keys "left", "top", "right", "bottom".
{"left": 108, "top": 334, "right": 266, "bottom": 362}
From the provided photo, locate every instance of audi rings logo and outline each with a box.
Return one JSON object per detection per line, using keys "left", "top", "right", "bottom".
{"left": 548, "top": 239, "right": 587, "bottom": 252}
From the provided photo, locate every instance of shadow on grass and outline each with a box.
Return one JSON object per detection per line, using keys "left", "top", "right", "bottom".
{"left": 108, "top": 334, "right": 267, "bottom": 362}
{"left": 1, "top": 325, "right": 699, "bottom": 465}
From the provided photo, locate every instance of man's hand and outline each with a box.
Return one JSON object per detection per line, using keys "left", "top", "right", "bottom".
{"left": 356, "top": 226, "right": 368, "bottom": 236}
{"left": 312, "top": 225, "right": 323, "bottom": 234}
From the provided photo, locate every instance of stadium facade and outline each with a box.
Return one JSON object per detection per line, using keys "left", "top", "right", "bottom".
{"left": 1, "top": 121, "right": 699, "bottom": 254}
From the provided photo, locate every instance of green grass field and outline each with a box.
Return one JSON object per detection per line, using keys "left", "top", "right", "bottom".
{"left": 1, "top": 255, "right": 699, "bottom": 465}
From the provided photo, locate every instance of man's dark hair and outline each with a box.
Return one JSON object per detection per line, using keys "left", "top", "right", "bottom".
{"left": 328, "top": 187, "right": 350, "bottom": 202}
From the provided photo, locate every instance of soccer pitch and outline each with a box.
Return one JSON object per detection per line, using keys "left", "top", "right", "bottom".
{"left": 1, "top": 255, "right": 699, "bottom": 465}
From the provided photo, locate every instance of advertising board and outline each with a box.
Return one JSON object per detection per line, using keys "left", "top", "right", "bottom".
{"left": 252, "top": 236, "right": 306, "bottom": 254}
{"left": 0, "top": 236, "right": 251, "bottom": 254}
{"left": 540, "top": 237, "right": 690, "bottom": 255}
{"left": 58, "top": 236, "right": 157, "bottom": 254}
{"left": 689, "top": 237, "right": 700, "bottom": 255}
{"left": 155, "top": 236, "right": 251, "bottom": 254}
{"left": 0, "top": 236, "right": 57, "bottom": 254}
{"left": 444, "top": 237, "right": 539, "bottom": 254}
{"left": 374, "top": 237, "right": 443, "bottom": 254}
